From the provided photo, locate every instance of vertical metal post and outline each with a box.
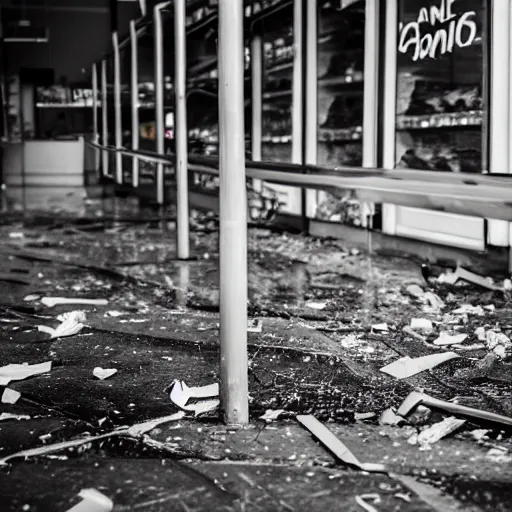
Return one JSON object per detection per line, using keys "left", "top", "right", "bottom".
{"left": 251, "top": 34, "right": 262, "bottom": 192}
{"left": 113, "top": 31, "right": 123, "bottom": 184}
{"left": 381, "top": 0, "right": 397, "bottom": 235}
{"left": 487, "top": 0, "right": 510, "bottom": 247}
{"left": 92, "top": 63, "right": 100, "bottom": 172}
{"left": 290, "top": 0, "right": 303, "bottom": 215}
{"left": 130, "top": 20, "right": 140, "bottom": 188}
{"left": 101, "top": 59, "right": 109, "bottom": 177}
{"left": 154, "top": 3, "right": 166, "bottom": 205}
{"left": 304, "top": 0, "right": 317, "bottom": 218}
{"left": 360, "top": 0, "right": 380, "bottom": 227}
{"left": 174, "top": 0, "right": 190, "bottom": 259}
{"left": 218, "top": 0, "right": 249, "bottom": 426}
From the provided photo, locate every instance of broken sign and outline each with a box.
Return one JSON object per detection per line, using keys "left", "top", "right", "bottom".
{"left": 169, "top": 380, "right": 219, "bottom": 416}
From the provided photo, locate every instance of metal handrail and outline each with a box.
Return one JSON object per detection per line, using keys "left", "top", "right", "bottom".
{"left": 87, "top": 141, "right": 512, "bottom": 221}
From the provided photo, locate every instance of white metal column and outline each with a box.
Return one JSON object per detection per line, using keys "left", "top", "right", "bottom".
{"left": 130, "top": 20, "right": 140, "bottom": 188}
{"left": 154, "top": 2, "right": 167, "bottom": 205}
{"left": 251, "top": 34, "right": 262, "bottom": 192}
{"left": 113, "top": 31, "right": 123, "bottom": 184}
{"left": 305, "top": 0, "right": 317, "bottom": 219}
{"left": 218, "top": 0, "right": 249, "bottom": 426}
{"left": 174, "top": 0, "right": 190, "bottom": 259}
{"left": 101, "top": 59, "right": 109, "bottom": 177}
{"left": 92, "top": 63, "right": 99, "bottom": 173}
{"left": 488, "top": 0, "right": 511, "bottom": 247}
{"left": 381, "top": 0, "right": 398, "bottom": 235}
{"left": 359, "top": 0, "right": 380, "bottom": 228}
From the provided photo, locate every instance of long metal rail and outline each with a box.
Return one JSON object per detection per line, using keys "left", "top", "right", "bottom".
{"left": 87, "top": 141, "right": 512, "bottom": 222}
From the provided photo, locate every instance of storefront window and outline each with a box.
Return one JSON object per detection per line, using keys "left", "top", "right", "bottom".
{"left": 395, "top": 0, "right": 485, "bottom": 173}
{"left": 315, "top": 0, "right": 366, "bottom": 226}
{"left": 261, "top": 5, "right": 293, "bottom": 163}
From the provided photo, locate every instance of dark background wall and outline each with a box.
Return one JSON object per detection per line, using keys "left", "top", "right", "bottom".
{"left": 2, "top": 2, "right": 140, "bottom": 83}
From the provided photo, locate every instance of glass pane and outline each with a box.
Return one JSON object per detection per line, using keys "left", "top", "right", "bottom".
{"left": 395, "top": 0, "right": 485, "bottom": 173}
{"left": 261, "top": 3, "right": 293, "bottom": 163}
{"left": 315, "top": 0, "right": 366, "bottom": 226}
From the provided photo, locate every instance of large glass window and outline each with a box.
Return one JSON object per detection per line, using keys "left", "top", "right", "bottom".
{"left": 315, "top": 0, "right": 367, "bottom": 226}
{"left": 395, "top": 0, "right": 485, "bottom": 173}
{"left": 260, "top": 3, "right": 294, "bottom": 163}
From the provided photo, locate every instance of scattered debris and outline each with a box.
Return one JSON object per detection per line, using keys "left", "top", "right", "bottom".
{"left": 433, "top": 332, "right": 468, "bottom": 346}
{"left": 297, "top": 415, "right": 386, "bottom": 473}
{"left": 408, "top": 417, "right": 466, "bottom": 449}
{"left": 66, "top": 488, "right": 113, "bottom": 512}
{"left": 380, "top": 352, "right": 459, "bottom": 379}
{"left": 379, "top": 408, "right": 405, "bottom": 426}
{"left": 469, "top": 429, "right": 489, "bottom": 441}
{"left": 451, "top": 304, "right": 485, "bottom": 316}
{"left": 260, "top": 409, "right": 286, "bottom": 422}
{"left": 354, "top": 412, "right": 377, "bottom": 421}
{"left": 169, "top": 380, "right": 220, "bottom": 416}
{"left": 247, "top": 318, "right": 263, "bottom": 333}
{"left": 443, "top": 266, "right": 500, "bottom": 290}
{"left": 93, "top": 368, "right": 118, "bottom": 380}
{"left": 485, "top": 448, "right": 512, "bottom": 463}
{"left": 410, "top": 318, "right": 433, "bottom": 335}
{"left": 407, "top": 405, "right": 432, "bottom": 426}
{"left": 355, "top": 494, "right": 381, "bottom": 512}
{"left": 0, "top": 413, "right": 185, "bottom": 465}
{"left": 474, "top": 326, "right": 487, "bottom": 341}
{"left": 397, "top": 391, "right": 512, "bottom": 428}
{"left": 486, "top": 331, "right": 512, "bottom": 358}
{"left": 105, "top": 310, "right": 125, "bottom": 317}
{"left": 1, "top": 388, "right": 20, "bottom": 404}
{"left": 0, "top": 361, "right": 53, "bottom": 386}
{"left": 41, "top": 297, "right": 109, "bottom": 308}
{"left": 306, "top": 301, "right": 327, "bottom": 310}
{"left": 38, "top": 310, "right": 86, "bottom": 339}
{"left": 0, "top": 413, "right": 30, "bottom": 421}
{"left": 371, "top": 323, "right": 388, "bottom": 332}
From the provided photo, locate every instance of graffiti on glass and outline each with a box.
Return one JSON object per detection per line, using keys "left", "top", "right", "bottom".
{"left": 398, "top": 0, "right": 480, "bottom": 61}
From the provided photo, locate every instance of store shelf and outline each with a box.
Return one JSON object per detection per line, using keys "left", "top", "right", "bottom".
{"left": 245, "top": 0, "right": 293, "bottom": 24}
{"left": 266, "top": 61, "right": 293, "bottom": 74}
{"left": 263, "top": 90, "right": 292, "bottom": 100}
{"left": 262, "top": 134, "right": 292, "bottom": 144}
{"left": 396, "top": 111, "right": 483, "bottom": 130}
{"left": 318, "top": 125, "right": 362, "bottom": 143}
{"left": 318, "top": 73, "right": 364, "bottom": 87}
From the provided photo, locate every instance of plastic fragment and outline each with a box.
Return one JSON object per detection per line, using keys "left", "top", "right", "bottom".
{"left": 355, "top": 494, "right": 381, "bottom": 512}
{"left": 38, "top": 311, "right": 86, "bottom": 339}
{"left": 0, "top": 361, "right": 53, "bottom": 386}
{"left": 433, "top": 332, "right": 468, "bottom": 346}
{"left": 169, "top": 380, "right": 219, "bottom": 415}
{"left": 1, "top": 388, "right": 21, "bottom": 404}
{"left": 410, "top": 318, "right": 433, "bottom": 335}
{"left": 380, "top": 352, "right": 459, "bottom": 379}
{"left": 411, "top": 417, "right": 466, "bottom": 448}
{"left": 260, "top": 409, "right": 286, "bottom": 421}
{"left": 66, "top": 488, "right": 113, "bottom": 512}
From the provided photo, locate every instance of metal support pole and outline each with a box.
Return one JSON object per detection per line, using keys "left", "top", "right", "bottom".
{"left": 101, "top": 59, "right": 109, "bottom": 177}
{"left": 174, "top": 0, "right": 190, "bottom": 259}
{"left": 360, "top": 0, "right": 380, "bottom": 227}
{"left": 251, "top": 35, "right": 262, "bottom": 192}
{"left": 290, "top": 0, "right": 303, "bottom": 215}
{"left": 304, "top": 0, "right": 317, "bottom": 218}
{"left": 154, "top": 2, "right": 167, "bottom": 205}
{"left": 130, "top": 20, "right": 140, "bottom": 187}
{"left": 92, "top": 63, "right": 100, "bottom": 173}
{"left": 113, "top": 31, "right": 123, "bottom": 184}
{"left": 218, "top": 0, "right": 249, "bottom": 426}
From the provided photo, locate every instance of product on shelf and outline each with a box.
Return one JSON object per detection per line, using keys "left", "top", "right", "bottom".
{"left": 320, "top": 94, "right": 363, "bottom": 130}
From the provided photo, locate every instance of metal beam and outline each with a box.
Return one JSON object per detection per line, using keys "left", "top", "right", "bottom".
{"left": 113, "top": 31, "right": 123, "bottom": 184}
{"left": 130, "top": 20, "right": 140, "bottom": 188}
{"left": 101, "top": 59, "right": 109, "bottom": 177}
{"left": 154, "top": 2, "right": 168, "bottom": 205}
{"left": 251, "top": 34, "right": 262, "bottom": 192}
{"left": 92, "top": 63, "right": 99, "bottom": 173}
{"left": 218, "top": 0, "right": 249, "bottom": 426}
{"left": 174, "top": 0, "right": 190, "bottom": 259}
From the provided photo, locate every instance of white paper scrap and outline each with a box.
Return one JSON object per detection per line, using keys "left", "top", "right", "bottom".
{"left": 66, "top": 488, "right": 113, "bottom": 512}
{"left": 433, "top": 332, "right": 468, "bottom": 346}
{"left": 380, "top": 352, "right": 459, "bottom": 380}
{"left": 41, "top": 297, "right": 108, "bottom": 308}
{"left": 1, "top": 388, "right": 21, "bottom": 404}
{"left": 169, "top": 380, "right": 219, "bottom": 411}
{"left": 93, "top": 368, "right": 118, "bottom": 380}
{"left": 0, "top": 361, "right": 52, "bottom": 386}
{"left": 0, "top": 413, "right": 30, "bottom": 421}
{"left": 38, "top": 311, "right": 85, "bottom": 339}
